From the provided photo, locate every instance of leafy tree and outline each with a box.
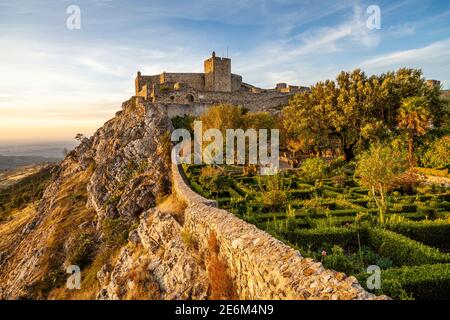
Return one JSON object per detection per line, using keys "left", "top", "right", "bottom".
{"left": 397, "top": 96, "right": 432, "bottom": 166}
{"left": 300, "top": 158, "right": 329, "bottom": 180}
{"left": 282, "top": 68, "right": 444, "bottom": 162}
{"left": 421, "top": 135, "right": 450, "bottom": 169}
{"left": 355, "top": 144, "right": 408, "bottom": 222}
{"left": 200, "top": 104, "right": 243, "bottom": 133}
{"left": 243, "top": 111, "right": 277, "bottom": 130}
{"left": 171, "top": 115, "right": 196, "bottom": 133}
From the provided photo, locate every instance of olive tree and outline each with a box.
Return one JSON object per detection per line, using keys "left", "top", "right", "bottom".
{"left": 355, "top": 144, "right": 408, "bottom": 222}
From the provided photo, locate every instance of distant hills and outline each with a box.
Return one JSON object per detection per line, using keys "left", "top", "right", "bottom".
{"left": 0, "top": 155, "right": 60, "bottom": 171}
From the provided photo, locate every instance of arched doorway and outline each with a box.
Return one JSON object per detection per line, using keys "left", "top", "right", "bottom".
{"left": 186, "top": 94, "right": 194, "bottom": 103}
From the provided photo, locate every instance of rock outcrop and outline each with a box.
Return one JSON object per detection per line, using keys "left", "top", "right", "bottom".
{"left": 84, "top": 97, "right": 172, "bottom": 220}
{"left": 0, "top": 97, "right": 176, "bottom": 299}
{"left": 97, "top": 208, "right": 209, "bottom": 300}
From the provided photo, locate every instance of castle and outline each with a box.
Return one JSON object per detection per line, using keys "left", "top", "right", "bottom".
{"left": 135, "top": 52, "right": 309, "bottom": 117}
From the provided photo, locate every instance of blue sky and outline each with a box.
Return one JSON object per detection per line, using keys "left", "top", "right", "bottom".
{"left": 0, "top": 0, "right": 449, "bottom": 142}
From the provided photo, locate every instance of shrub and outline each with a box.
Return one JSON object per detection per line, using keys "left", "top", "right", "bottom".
{"left": 358, "top": 263, "right": 450, "bottom": 300}
{"left": 394, "top": 171, "right": 420, "bottom": 195}
{"left": 300, "top": 158, "right": 329, "bottom": 180}
{"left": 287, "top": 190, "right": 312, "bottom": 200}
{"left": 414, "top": 167, "right": 450, "bottom": 178}
{"left": 199, "top": 166, "right": 232, "bottom": 195}
{"left": 101, "top": 217, "right": 131, "bottom": 247}
{"left": 421, "top": 136, "right": 450, "bottom": 169}
{"left": 181, "top": 229, "right": 197, "bottom": 249}
{"left": 283, "top": 227, "right": 364, "bottom": 251}
{"left": 323, "top": 245, "right": 356, "bottom": 275}
{"left": 189, "top": 180, "right": 210, "bottom": 198}
{"left": 171, "top": 115, "right": 195, "bottom": 132}
{"left": 261, "top": 189, "right": 287, "bottom": 211}
{"left": 385, "top": 221, "right": 450, "bottom": 250}
{"left": 400, "top": 204, "right": 417, "bottom": 213}
{"left": 207, "top": 233, "right": 237, "bottom": 300}
{"left": 67, "top": 231, "right": 97, "bottom": 268}
{"left": 437, "top": 201, "right": 450, "bottom": 211}
{"left": 366, "top": 228, "right": 450, "bottom": 266}
{"left": 331, "top": 174, "right": 347, "bottom": 188}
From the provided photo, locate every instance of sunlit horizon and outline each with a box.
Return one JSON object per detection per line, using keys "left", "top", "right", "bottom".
{"left": 1, "top": 0, "right": 449, "bottom": 142}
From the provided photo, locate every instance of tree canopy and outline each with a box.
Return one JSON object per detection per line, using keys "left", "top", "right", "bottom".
{"left": 282, "top": 68, "right": 445, "bottom": 161}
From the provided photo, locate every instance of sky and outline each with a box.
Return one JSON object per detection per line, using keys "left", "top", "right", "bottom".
{"left": 0, "top": 0, "right": 449, "bottom": 143}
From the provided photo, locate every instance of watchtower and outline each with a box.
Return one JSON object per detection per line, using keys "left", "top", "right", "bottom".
{"left": 204, "top": 51, "right": 232, "bottom": 92}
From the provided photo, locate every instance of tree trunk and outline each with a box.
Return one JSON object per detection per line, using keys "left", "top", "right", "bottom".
{"left": 340, "top": 134, "right": 356, "bottom": 162}
{"left": 408, "top": 132, "right": 415, "bottom": 167}
{"left": 343, "top": 145, "right": 355, "bottom": 162}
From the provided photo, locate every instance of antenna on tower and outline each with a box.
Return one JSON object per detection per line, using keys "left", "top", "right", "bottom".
{"left": 226, "top": 45, "right": 229, "bottom": 58}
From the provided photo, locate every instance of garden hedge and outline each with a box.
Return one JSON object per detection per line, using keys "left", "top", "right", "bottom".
{"left": 366, "top": 228, "right": 450, "bottom": 266}
{"left": 282, "top": 227, "right": 365, "bottom": 251}
{"left": 385, "top": 222, "right": 450, "bottom": 250}
{"left": 358, "top": 263, "right": 450, "bottom": 300}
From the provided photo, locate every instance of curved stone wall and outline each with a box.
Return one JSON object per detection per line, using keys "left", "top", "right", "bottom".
{"left": 172, "top": 163, "right": 386, "bottom": 300}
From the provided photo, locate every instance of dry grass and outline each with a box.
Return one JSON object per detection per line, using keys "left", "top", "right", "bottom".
{"left": 157, "top": 194, "right": 187, "bottom": 225}
{"left": 28, "top": 166, "right": 99, "bottom": 299}
{"left": 207, "top": 232, "right": 238, "bottom": 300}
{"left": 124, "top": 262, "right": 161, "bottom": 300}
{"left": 0, "top": 203, "right": 36, "bottom": 251}
{"left": 50, "top": 245, "right": 122, "bottom": 300}
{"left": 180, "top": 229, "right": 197, "bottom": 249}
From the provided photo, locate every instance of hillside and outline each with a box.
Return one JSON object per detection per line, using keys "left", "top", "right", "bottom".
{"left": 0, "top": 155, "right": 60, "bottom": 171}
{"left": 0, "top": 97, "right": 192, "bottom": 299}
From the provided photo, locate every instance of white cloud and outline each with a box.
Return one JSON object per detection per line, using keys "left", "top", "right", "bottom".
{"left": 233, "top": 2, "right": 381, "bottom": 87}
{"left": 358, "top": 38, "right": 450, "bottom": 88}
{"left": 361, "top": 38, "right": 450, "bottom": 69}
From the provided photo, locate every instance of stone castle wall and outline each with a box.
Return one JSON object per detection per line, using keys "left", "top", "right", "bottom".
{"left": 156, "top": 89, "right": 296, "bottom": 118}
{"left": 171, "top": 163, "right": 385, "bottom": 300}
{"left": 160, "top": 73, "right": 205, "bottom": 91}
{"left": 231, "top": 74, "right": 243, "bottom": 91}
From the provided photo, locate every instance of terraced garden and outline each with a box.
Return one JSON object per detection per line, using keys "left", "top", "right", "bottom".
{"left": 183, "top": 163, "right": 450, "bottom": 300}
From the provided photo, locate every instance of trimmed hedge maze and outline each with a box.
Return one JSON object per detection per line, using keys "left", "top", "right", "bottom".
{"left": 183, "top": 164, "right": 450, "bottom": 300}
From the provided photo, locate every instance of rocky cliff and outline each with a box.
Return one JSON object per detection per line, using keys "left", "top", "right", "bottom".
{"left": 0, "top": 97, "right": 208, "bottom": 299}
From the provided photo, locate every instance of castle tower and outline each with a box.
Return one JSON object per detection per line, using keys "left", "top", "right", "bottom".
{"left": 204, "top": 51, "right": 232, "bottom": 92}
{"left": 426, "top": 79, "right": 441, "bottom": 88}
